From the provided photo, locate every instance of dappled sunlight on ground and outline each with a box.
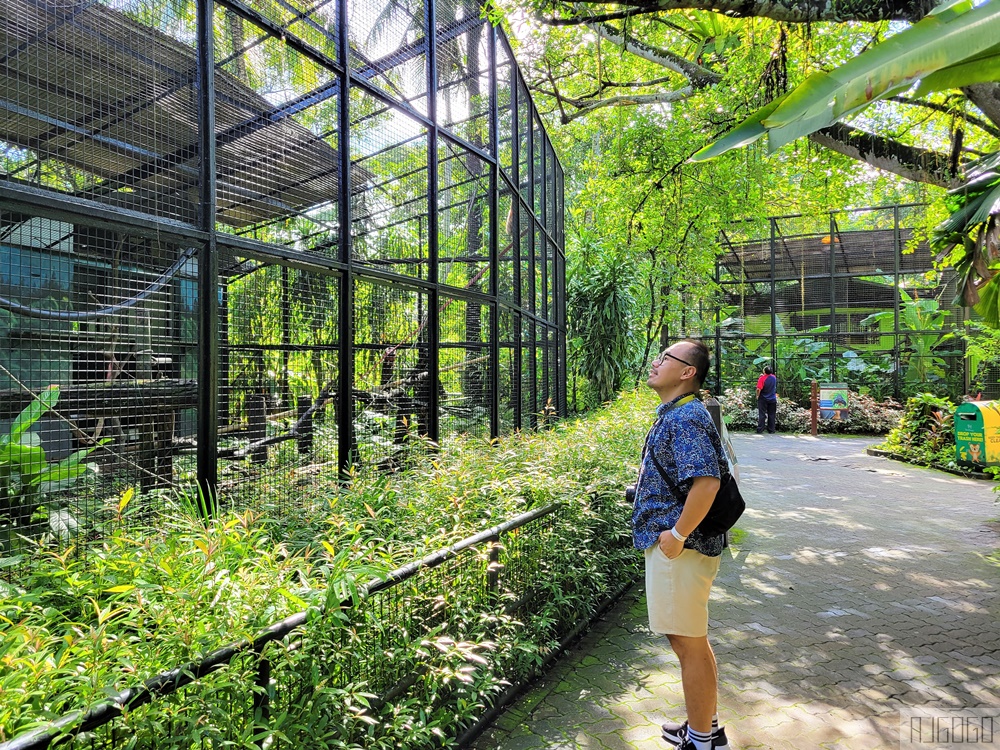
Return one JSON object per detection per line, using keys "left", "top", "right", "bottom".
{"left": 474, "top": 435, "right": 1000, "bottom": 750}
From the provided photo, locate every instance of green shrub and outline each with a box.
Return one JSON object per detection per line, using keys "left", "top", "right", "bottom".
{"left": 876, "top": 393, "right": 957, "bottom": 467}
{"left": 0, "top": 391, "right": 657, "bottom": 748}
{"left": 1, "top": 386, "right": 101, "bottom": 556}
{"left": 717, "top": 386, "right": 902, "bottom": 435}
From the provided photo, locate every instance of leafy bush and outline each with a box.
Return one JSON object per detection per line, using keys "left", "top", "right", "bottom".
{"left": 566, "top": 237, "right": 640, "bottom": 405}
{"left": 716, "top": 386, "right": 902, "bottom": 435}
{"left": 1, "top": 386, "right": 101, "bottom": 556}
{"left": 876, "top": 393, "right": 958, "bottom": 467}
{"left": 0, "top": 391, "right": 657, "bottom": 748}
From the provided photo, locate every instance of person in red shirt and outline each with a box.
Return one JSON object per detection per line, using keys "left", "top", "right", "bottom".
{"left": 755, "top": 365, "right": 777, "bottom": 434}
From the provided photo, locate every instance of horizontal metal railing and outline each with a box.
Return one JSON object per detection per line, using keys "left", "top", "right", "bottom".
{"left": 1, "top": 503, "right": 570, "bottom": 750}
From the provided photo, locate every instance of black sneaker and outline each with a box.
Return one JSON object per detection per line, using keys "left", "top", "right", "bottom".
{"left": 661, "top": 720, "right": 730, "bottom": 749}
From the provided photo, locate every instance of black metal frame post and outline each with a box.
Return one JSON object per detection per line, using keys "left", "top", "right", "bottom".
{"left": 829, "top": 212, "right": 838, "bottom": 380}
{"left": 510, "top": 71, "right": 522, "bottom": 429}
{"left": 714, "top": 256, "right": 723, "bottom": 393}
{"left": 337, "top": 0, "right": 355, "bottom": 477}
{"left": 769, "top": 218, "right": 777, "bottom": 366}
{"left": 426, "top": 0, "right": 441, "bottom": 445}
{"left": 196, "top": 0, "right": 219, "bottom": 515}
{"left": 488, "top": 24, "right": 500, "bottom": 439}
{"left": 893, "top": 204, "right": 902, "bottom": 401}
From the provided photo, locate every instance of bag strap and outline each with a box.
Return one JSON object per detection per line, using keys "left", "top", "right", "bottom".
{"left": 639, "top": 393, "right": 698, "bottom": 498}
{"left": 641, "top": 394, "right": 729, "bottom": 502}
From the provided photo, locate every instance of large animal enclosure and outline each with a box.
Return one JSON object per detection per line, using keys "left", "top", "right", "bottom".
{"left": 0, "top": 0, "right": 566, "bottom": 543}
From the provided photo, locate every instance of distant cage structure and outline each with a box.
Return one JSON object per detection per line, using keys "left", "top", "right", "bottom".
{"left": 712, "top": 205, "right": 974, "bottom": 403}
{"left": 0, "top": 0, "right": 565, "bottom": 543}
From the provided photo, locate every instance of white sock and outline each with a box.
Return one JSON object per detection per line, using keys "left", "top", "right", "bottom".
{"left": 688, "top": 727, "right": 713, "bottom": 750}
{"left": 712, "top": 714, "right": 720, "bottom": 731}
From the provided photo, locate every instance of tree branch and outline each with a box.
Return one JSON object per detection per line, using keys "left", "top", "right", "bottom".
{"left": 809, "top": 123, "right": 957, "bottom": 188}
{"left": 888, "top": 96, "right": 1000, "bottom": 139}
{"left": 542, "top": 0, "right": 935, "bottom": 25}
{"left": 552, "top": 89, "right": 697, "bottom": 122}
{"left": 588, "top": 22, "right": 721, "bottom": 88}
{"left": 963, "top": 83, "right": 1000, "bottom": 134}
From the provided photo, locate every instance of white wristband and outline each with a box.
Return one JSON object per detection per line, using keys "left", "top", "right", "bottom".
{"left": 670, "top": 527, "right": 687, "bottom": 542}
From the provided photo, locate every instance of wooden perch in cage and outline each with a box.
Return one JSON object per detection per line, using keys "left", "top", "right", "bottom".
{"left": 0, "top": 380, "right": 197, "bottom": 419}
{"left": 376, "top": 354, "right": 489, "bottom": 391}
{"left": 218, "top": 381, "right": 336, "bottom": 460}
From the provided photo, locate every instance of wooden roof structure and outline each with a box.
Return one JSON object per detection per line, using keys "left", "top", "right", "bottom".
{"left": 719, "top": 228, "right": 934, "bottom": 281}
{"left": 0, "top": 0, "right": 366, "bottom": 230}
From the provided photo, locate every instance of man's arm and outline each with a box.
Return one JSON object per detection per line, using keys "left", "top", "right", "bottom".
{"left": 658, "top": 475, "right": 721, "bottom": 559}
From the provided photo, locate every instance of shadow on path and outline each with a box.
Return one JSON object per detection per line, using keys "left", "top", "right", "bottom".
{"left": 472, "top": 435, "right": 1000, "bottom": 750}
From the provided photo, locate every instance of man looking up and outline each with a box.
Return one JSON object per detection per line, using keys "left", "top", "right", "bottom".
{"left": 631, "top": 339, "right": 731, "bottom": 750}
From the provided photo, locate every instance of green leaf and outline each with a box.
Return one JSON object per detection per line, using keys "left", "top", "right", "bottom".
{"left": 974, "top": 275, "right": 1000, "bottom": 328}
{"left": 967, "top": 181, "right": 1000, "bottom": 227}
{"left": 104, "top": 585, "right": 136, "bottom": 594}
{"left": 9, "top": 387, "right": 59, "bottom": 444}
{"left": 1, "top": 443, "right": 47, "bottom": 475}
{"left": 118, "top": 487, "right": 135, "bottom": 514}
{"left": 913, "top": 44, "right": 1000, "bottom": 96}
{"left": 690, "top": 91, "right": 791, "bottom": 161}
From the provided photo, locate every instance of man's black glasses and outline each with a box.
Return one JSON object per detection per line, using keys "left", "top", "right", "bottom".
{"left": 654, "top": 351, "right": 695, "bottom": 368}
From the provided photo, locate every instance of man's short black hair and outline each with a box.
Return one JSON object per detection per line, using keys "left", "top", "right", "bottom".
{"left": 764, "top": 365, "right": 774, "bottom": 375}
{"left": 677, "top": 339, "right": 711, "bottom": 386}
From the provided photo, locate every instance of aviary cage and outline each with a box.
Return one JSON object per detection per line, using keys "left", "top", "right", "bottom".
{"left": 0, "top": 0, "right": 565, "bottom": 552}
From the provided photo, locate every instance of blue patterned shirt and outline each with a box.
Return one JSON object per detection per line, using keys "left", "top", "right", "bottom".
{"left": 631, "top": 394, "right": 728, "bottom": 557}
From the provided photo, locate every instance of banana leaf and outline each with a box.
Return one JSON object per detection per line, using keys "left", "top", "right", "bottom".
{"left": 762, "top": 1, "right": 1000, "bottom": 143}
{"left": 914, "top": 44, "right": 1000, "bottom": 96}
{"left": 6, "top": 387, "right": 59, "bottom": 445}
{"left": 690, "top": 91, "right": 791, "bottom": 161}
{"left": 699, "top": 0, "right": 1000, "bottom": 159}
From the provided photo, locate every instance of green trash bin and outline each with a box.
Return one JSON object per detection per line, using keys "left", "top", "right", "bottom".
{"left": 954, "top": 401, "right": 1000, "bottom": 467}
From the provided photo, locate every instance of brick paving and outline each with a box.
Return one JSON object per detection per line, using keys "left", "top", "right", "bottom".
{"left": 472, "top": 434, "right": 1000, "bottom": 750}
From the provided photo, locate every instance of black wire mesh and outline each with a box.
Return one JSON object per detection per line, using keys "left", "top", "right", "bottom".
{"left": 497, "top": 179, "right": 518, "bottom": 304}
{"left": 350, "top": 89, "right": 430, "bottom": 277}
{"left": 0, "top": 0, "right": 565, "bottom": 573}
{"left": 497, "top": 39, "right": 514, "bottom": 180}
{"left": 517, "top": 79, "right": 531, "bottom": 203}
{"left": 348, "top": 0, "right": 428, "bottom": 116}
{"left": 220, "top": 262, "right": 340, "bottom": 505}
{"left": 439, "top": 295, "right": 492, "bottom": 439}
{"left": 438, "top": 138, "right": 490, "bottom": 291}
{"left": 435, "top": 0, "right": 491, "bottom": 149}
{"left": 521, "top": 317, "right": 535, "bottom": 429}
{"left": 1, "top": 212, "right": 197, "bottom": 556}
{"left": 0, "top": 1, "right": 200, "bottom": 223}
{"left": 519, "top": 202, "right": 533, "bottom": 312}
{"left": 352, "top": 279, "right": 430, "bottom": 470}
{"left": 498, "top": 308, "right": 516, "bottom": 432}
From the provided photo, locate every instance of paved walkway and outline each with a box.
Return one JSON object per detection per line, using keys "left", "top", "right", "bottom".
{"left": 472, "top": 434, "right": 1000, "bottom": 750}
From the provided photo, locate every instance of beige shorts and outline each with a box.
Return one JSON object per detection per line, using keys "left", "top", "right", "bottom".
{"left": 644, "top": 544, "right": 721, "bottom": 637}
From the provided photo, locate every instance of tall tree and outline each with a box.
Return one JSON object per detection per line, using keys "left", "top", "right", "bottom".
{"left": 510, "top": 0, "right": 1000, "bottom": 322}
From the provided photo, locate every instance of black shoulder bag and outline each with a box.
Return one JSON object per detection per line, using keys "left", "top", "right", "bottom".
{"left": 643, "top": 395, "right": 746, "bottom": 538}
{"left": 647, "top": 450, "right": 745, "bottom": 538}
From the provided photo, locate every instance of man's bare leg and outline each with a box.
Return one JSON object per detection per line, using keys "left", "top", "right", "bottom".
{"left": 666, "top": 633, "right": 718, "bottom": 734}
